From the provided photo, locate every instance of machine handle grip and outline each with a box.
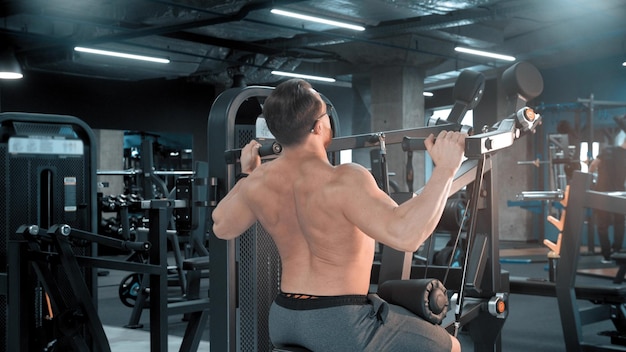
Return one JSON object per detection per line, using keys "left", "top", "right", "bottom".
{"left": 122, "top": 241, "right": 151, "bottom": 252}
{"left": 224, "top": 141, "right": 282, "bottom": 164}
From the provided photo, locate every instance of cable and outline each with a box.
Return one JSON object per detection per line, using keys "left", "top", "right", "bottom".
{"left": 451, "top": 154, "right": 487, "bottom": 337}
{"left": 45, "top": 292, "right": 54, "bottom": 319}
{"left": 442, "top": 198, "right": 471, "bottom": 287}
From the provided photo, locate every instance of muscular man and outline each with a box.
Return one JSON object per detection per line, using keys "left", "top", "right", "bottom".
{"left": 589, "top": 137, "right": 626, "bottom": 263}
{"left": 213, "top": 79, "right": 465, "bottom": 352}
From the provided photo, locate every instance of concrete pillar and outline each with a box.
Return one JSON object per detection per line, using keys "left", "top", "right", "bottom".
{"left": 94, "top": 129, "right": 125, "bottom": 196}
{"left": 474, "top": 76, "right": 535, "bottom": 242}
{"left": 370, "top": 65, "right": 426, "bottom": 192}
{"left": 359, "top": 62, "right": 534, "bottom": 241}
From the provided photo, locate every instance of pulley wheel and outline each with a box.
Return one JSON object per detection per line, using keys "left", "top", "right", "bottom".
{"left": 118, "top": 273, "right": 144, "bottom": 308}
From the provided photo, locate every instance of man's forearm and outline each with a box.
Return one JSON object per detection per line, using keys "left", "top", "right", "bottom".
{"left": 390, "top": 166, "right": 456, "bottom": 251}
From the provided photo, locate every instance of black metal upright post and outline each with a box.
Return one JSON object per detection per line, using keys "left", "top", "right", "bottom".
{"left": 208, "top": 87, "right": 270, "bottom": 352}
{"left": 7, "top": 240, "right": 28, "bottom": 351}
{"left": 555, "top": 171, "right": 593, "bottom": 351}
{"left": 148, "top": 202, "right": 171, "bottom": 352}
{"left": 141, "top": 139, "right": 156, "bottom": 200}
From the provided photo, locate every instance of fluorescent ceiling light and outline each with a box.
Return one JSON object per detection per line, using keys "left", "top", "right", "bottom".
{"left": 423, "top": 91, "right": 434, "bottom": 97}
{"left": 271, "top": 70, "right": 336, "bottom": 83}
{"left": 454, "top": 46, "right": 515, "bottom": 62}
{"left": 74, "top": 47, "right": 170, "bottom": 64}
{"left": 622, "top": 61, "right": 626, "bottom": 66}
{"left": 0, "top": 72, "right": 22, "bottom": 79}
{"left": 271, "top": 9, "right": 365, "bottom": 31}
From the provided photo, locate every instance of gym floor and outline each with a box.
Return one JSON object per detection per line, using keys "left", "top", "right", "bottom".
{"left": 95, "top": 242, "right": 622, "bottom": 351}
{"left": 96, "top": 258, "right": 211, "bottom": 351}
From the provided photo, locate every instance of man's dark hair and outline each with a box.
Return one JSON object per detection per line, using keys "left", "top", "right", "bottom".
{"left": 263, "top": 79, "right": 323, "bottom": 147}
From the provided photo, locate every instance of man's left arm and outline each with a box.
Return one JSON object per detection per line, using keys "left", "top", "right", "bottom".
{"left": 212, "top": 181, "right": 257, "bottom": 240}
{"left": 212, "top": 140, "right": 262, "bottom": 240}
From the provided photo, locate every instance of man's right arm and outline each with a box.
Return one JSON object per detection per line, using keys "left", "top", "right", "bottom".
{"left": 341, "top": 131, "right": 465, "bottom": 252}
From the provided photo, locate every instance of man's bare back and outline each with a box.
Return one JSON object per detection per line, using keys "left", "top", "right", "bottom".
{"left": 213, "top": 118, "right": 464, "bottom": 297}
{"left": 228, "top": 149, "right": 382, "bottom": 296}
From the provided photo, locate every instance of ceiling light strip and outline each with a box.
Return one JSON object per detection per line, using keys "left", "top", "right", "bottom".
{"left": 0, "top": 72, "right": 23, "bottom": 79}
{"left": 0, "top": 73, "right": 22, "bottom": 79}
{"left": 74, "top": 47, "right": 170, "bottom": 64}
{"left": 454, "top": 47, "right": 515, "bottom": 62}
{"left": 271, "top": 9, "right": 365, "bottom": 31}
{"left": 271, "top": 70, "right": 336, "bottom": 82}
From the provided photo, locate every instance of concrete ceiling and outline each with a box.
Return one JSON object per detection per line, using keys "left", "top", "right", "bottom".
{"left": 1, "top": 0, "right": 625, "bottom": 89}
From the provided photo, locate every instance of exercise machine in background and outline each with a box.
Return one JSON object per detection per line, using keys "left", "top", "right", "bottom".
{"left": 0, "top": 112, "right": 98, "bottom": 351}
{"left": 0, "top": 112, "right": 211, "bottom": 352}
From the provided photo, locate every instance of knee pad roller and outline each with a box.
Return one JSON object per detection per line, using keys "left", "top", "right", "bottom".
{"left": 378, "top": 278, "right": 449, "bottom": 325}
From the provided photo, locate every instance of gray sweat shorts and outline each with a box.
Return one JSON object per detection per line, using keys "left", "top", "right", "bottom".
{"left": 269, "top": 292, "right": 452, "bottom": 352}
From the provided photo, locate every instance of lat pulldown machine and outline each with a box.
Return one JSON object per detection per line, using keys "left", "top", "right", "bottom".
{"left": 207, "top": 62, "right": 543, "bottom": 352}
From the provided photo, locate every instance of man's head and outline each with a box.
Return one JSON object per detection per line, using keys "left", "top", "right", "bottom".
{"left": 263, "top": 79, "right": 327, "bottom": 147}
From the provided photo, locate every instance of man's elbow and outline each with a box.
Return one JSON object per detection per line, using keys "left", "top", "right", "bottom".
{"left": 213, "top": 221, "right": 246, "bottom": 241}
{"left": 212, "top": 221, "right": 230, "bottom": 240}
{"left": 387, "top": 224, "right": 430, "bottom": 253}
{"left": 212, "top": 209, "right": 229, "bottom": 239}
{"left": 400, "top": 242, "right": 421, "bottom": 253}
{"left": 387, "top": 243, "right": 420, "bottom": 254}
{"left": 385, "top": 236, "right": 421, "bottom": 253}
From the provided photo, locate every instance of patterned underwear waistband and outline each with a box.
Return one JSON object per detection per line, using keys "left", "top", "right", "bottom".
{"left": 275, "top": 291, "right": 369, "bottom": 310}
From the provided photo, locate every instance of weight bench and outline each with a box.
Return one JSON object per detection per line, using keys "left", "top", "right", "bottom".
{"left": 509, "top": 171, "right": 626, "bottom": 350}
{"left": 510, "top": 275, "right": 626, "bottom": 303}
{"left": 182, "top": 255, "right": 210, "bottom": 297}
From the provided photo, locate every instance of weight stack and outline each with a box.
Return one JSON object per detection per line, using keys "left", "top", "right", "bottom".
{"left": 0, "top": 113, "right": 97, "bottom": 352}
{"left": 237, "top": 224, "right": 281, "bottom": 351}
{"left": 233, "top": 123, "right": 282, "bottom": 351}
